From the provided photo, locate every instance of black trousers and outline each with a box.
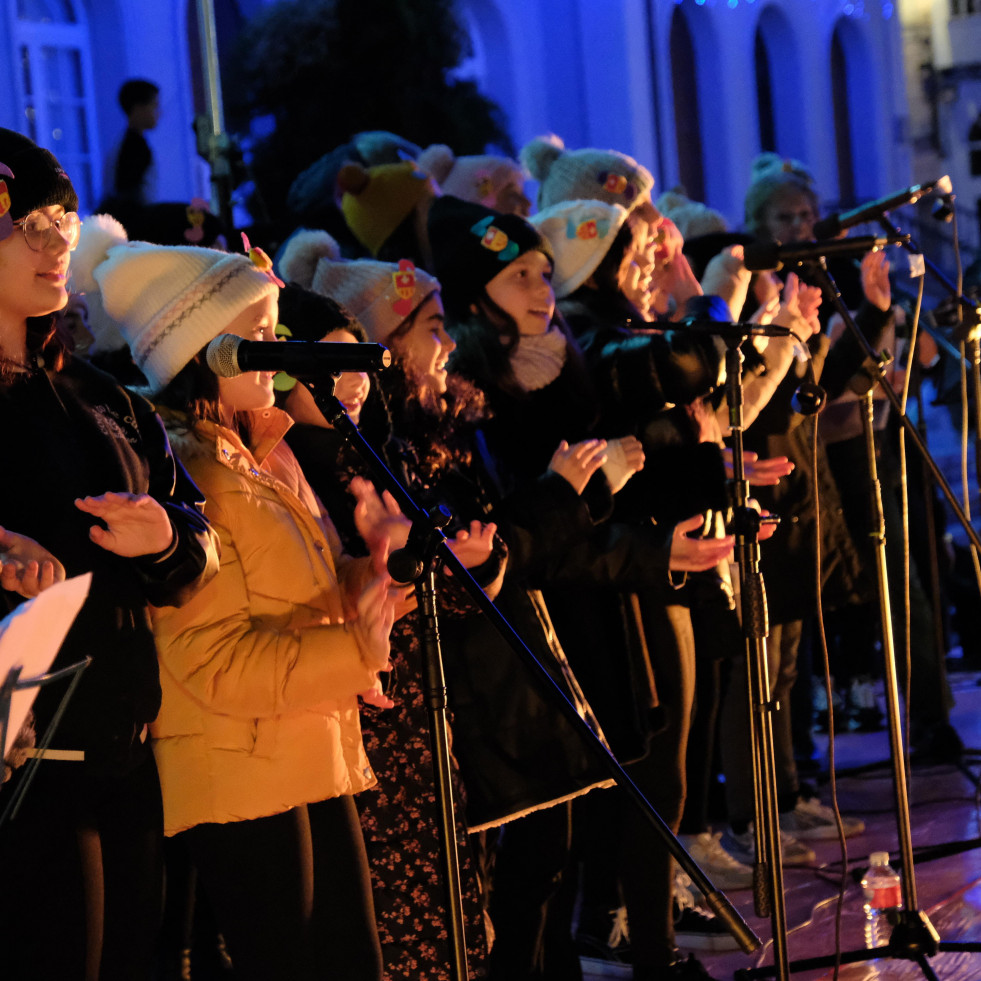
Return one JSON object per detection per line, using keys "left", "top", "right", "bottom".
{"left": 0, "top": 749, "right": 164, "bottom": 981}
{"left": 181, "top": 794, "right": 382, "bottom": 981}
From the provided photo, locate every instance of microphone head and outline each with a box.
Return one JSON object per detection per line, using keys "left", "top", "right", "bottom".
{"left": 206, "top": 334, "right": 243, "bottom": 378}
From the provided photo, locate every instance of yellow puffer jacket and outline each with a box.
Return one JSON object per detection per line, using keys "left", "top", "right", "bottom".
{"left": 150, "top": 408, "right": 378, "bottom": 835}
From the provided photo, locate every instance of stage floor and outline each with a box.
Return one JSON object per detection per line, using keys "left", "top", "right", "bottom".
{"left": 583, "top": 669, "right": 981, "bottom": 981}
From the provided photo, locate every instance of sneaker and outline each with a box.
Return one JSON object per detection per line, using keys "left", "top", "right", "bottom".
{"left": 780, "top": 796, "right": 865, "bottom": 840}
{"left": 672, "top": 870, "right": 740, "bottom": 951}
{"left": 720, "top": 824, "right": 816, "bottom": 866}
{"left": 678, "top": 831, "right": 753, "bottom": 890}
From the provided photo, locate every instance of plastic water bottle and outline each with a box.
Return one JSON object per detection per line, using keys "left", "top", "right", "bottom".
{"left": 861, "top": 851, "right": 902, "bottom": 949}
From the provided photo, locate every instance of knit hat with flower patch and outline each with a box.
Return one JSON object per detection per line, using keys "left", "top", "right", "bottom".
{"left": 427, "top": 195, "right": 552, "bottom": 318}
{"left": 530, "top": 199, "right": 629, "bottom": 299}
{"left": 338, "top": 160, "right": 435, "bottom": 256}
{"left": 520, "top": 134, "right": 654, "bottom": 213}
{"left": 70, "top": 213, "right": 279, "bottom": 391}
{"left": 0, "top": 128, "right": 77, "bottom": 243}
{"left": 418, "top": 144, "right": 526, "bottom": 210}
{"left": 281, "top": 228, "right": 439, "bottom": 343}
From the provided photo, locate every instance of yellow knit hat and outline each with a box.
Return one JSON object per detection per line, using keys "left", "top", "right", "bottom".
{"left": 338, "top": 161, "right": 433, "bottom": 256}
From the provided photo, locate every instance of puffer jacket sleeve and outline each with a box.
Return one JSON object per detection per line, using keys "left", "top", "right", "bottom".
{"left": 151, "top": 501, "right": 378, "bottom": 721}
{"left": 130, "top": 397, "right": 220, "bottom": 609}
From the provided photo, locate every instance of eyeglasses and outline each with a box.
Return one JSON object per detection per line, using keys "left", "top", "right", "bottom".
{"left": 12, "top": 211, "right": 81, "bottom": 252}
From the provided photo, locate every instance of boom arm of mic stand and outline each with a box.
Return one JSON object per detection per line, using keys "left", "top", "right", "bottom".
{"left": 875, "top": 214, "right": 981, "bottom": 496}
{"left": 308, "top": 384, "right": 762, "bottom": 956}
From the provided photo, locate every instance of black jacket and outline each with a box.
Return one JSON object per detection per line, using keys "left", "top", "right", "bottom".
{"left": 0, "top": 357, "right": 218, "bottom": 772}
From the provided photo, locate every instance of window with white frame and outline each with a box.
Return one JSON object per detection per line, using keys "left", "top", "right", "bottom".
{"left": 10, "top": 0, "right": 100, "bottom": 213}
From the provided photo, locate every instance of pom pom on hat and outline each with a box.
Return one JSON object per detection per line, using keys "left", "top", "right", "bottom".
{"left": 530, "top": 199, "right": 629, "bottom": 299}
{"left": 339, "top": 160, "right": 434, "bottom": 256}
{"left": 69, "top": 213, "right": 128, "bottom": 294}
{"left": 519, "top": 134, "right": 565, "bottom": 183}
{"left": 73, "top": 217, "right": 279, "bottom": 392}
{"left": 428, "top": 195, "right": 552, "bottom": 319}
{"left": 654, "top": 188, "right": 729, "bottom": 242}
{"left": 277, "top": 229, "right": 342, "bottom": 290}
{"left": 419, "top": 145, "right": 527, "bottom": 211}
{"left": 416, "top": 144, "right": 457, "bottom": 186}
{"left": 519, "top": 133, "right": 654, "bottom": 213}
{"left": 311, "top": 257, "right": 440, "bottom": 345}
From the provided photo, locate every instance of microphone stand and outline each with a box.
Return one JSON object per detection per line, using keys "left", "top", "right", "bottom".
{"left": 874, "top": 212, "right": 981, "bottom": 505}
{"left": 737, "top": 257, "right": 981, "bottom": 981}
{"left": 723, "top": 336, "right": 791, "bottom": 981}
{"left": 304, "top": 376, "right": 763, "bottom": 977}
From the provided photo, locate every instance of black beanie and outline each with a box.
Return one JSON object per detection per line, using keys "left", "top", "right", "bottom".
{"left": 428, "top": 195, "right": 552, "bottom": 319}
{"left": 0, "top": 128, "right": 78, "bottom": 224}
{"left": 277, "top": 282, "right": 362, "bottom": 342}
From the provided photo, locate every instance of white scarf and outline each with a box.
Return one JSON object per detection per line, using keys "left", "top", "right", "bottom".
{"left": 509, "top": 326, "right": 568, "bottom": 392}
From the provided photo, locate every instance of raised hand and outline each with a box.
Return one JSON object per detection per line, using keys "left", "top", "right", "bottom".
{"left": 700, "top": 244, "right": 752, "bottom": 322}
{"left": 548, "top": 439, "right": 609, "bottom": 495}
{"left": 350, "top": 476, "right": 411, "bottom": 553}
{"left": 74, "top": 492, "right": 174, "bottom": 557}
{"left": 602, "top": 436, "right": 646, "bottom": 494}
{"left": 723, "top": 449, "right": 795, "bottom": 486}
{"left": 447, "top": 520, "right": 498, "bottom": 569}
{"left": 668, "top": 514, "right": 735, "bottom": 572}
{"left": 0, "top": 527, "right": 66, "bottom": 598}
{"left": 861, "top": 248, "right": 892, "bottom": 312}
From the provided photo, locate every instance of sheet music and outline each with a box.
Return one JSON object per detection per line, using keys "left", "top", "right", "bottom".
{"left": 0, "top": 573, "right": 92, "bottom": 756}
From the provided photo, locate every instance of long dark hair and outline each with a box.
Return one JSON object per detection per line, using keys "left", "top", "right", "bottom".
{"left": 447, "top": 288, "right": 589, "bottom": 402}
{"left": 363, "top": 297, "right": 486, "bottom": 480}
{"left": 152, "top": 348, "right": 251, "bottom": 440}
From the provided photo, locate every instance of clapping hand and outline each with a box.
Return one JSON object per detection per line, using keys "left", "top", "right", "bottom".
{"left": 75, "top": 492, "right": 174, "bottom": 557}
{"left": 0, "top": 527, "right": 66, "bottom": 598}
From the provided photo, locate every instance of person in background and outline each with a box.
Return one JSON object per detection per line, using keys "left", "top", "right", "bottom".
{"left": 101, "top": 78, "right": 161, "bottom": 211}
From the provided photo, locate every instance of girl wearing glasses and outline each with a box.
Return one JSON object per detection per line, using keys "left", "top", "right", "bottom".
{"left": 0, "top": 128, "right": 219, "bottom": 981}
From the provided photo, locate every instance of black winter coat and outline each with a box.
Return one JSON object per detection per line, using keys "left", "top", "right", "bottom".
{"left": 0, "top": 357, "right": 217, "bottom": 772}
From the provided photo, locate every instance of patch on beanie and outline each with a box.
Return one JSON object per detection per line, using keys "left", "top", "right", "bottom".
{"left": 567, "top": 217, "right": 610, "bottom": 240}
{"left": 598, "top": 171, "right": 637, "bottom": 202}
{"left": 0, "top": 164, "right": 13, "bottom": 242}
{"left": 392, "top": 259, "right": 418, "bottom": 317}
{"left": 471, "top": 215, "right": 519, "bottom": 261}
{"left": 242, "top": 232, "right": 285, "bottom": 288}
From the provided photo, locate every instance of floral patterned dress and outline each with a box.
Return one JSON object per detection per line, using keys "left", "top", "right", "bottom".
{"left": 284, "top": 422, "right": 490, "bottom": 980}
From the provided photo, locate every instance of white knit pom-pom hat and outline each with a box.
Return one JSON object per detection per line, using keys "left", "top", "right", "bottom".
{"left": 70, "top": 214, "right": 278, "bottom": 391}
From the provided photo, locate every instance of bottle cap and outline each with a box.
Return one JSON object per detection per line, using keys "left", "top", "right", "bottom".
{"left": 870, "top": 851, "right": 891, "bottom": 866}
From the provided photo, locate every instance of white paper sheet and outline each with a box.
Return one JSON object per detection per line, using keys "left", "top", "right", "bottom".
{"left": 0, "top": 573, "right": 92, "bottom": 756}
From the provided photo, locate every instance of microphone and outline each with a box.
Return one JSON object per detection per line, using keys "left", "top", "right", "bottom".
{"left": 813, "top": 176, "right": 952, "bottom": 238}
{"left": 675, "top": 319, "right": 794, "bottom": 339}
{"left": 743, "top": 234, "right": 908, "bottom": 272}
{"left": 206, "top": 334, "right": 392, "bottom": 378}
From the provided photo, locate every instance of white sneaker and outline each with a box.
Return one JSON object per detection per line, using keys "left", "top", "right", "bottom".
{"left": 720, "top": 824, "right": 817, "bottom": 866}
{"left": 780, "top": 797, "right": 865, "bottom": 841}
{"left": 678, "top": 831, "right": 753, "bottom": 890}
